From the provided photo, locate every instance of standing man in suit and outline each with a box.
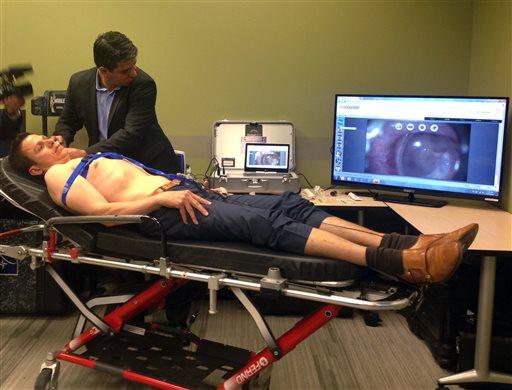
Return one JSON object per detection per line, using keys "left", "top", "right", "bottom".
{"left": 53, "top": 31, "right": 180, "bottom": 173}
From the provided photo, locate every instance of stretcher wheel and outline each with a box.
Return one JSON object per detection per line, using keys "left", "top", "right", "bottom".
{"left": 363, "top": 311, "right": 381, "bottom": 327}
{"left": 34, "top": 368, "right": 53, "bottom": 390}
{"left": 243, "top": 366, "right": 272, "bottom": 390}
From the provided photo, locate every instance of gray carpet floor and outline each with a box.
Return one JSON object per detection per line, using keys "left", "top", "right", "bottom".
{"left": 0, "top": 300, "right": 455, "bottom": 389}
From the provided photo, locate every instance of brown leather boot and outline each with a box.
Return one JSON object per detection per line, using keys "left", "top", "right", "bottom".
{"left": 410, "top": 223, "right": 479, "bottom": 251}
{"left": 400, "top": 240, "right": 462, "bottom": 284}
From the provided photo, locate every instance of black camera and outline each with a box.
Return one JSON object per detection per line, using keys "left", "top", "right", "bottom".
{"left": 31, "top": 91, "right": 67, "bottom": 117}
{"left": 0, "top": 64, "right": 33, "bottom": 100}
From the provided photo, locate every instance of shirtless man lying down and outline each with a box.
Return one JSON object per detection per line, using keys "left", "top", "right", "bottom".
{"left": 8, "top": 132, "right": 479, "bottom": 284}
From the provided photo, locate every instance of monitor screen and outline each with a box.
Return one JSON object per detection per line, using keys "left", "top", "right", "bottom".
{"left": 331, "top": 95, "right": 509, "bottom": 201}
{"left": 244, "top": 143, "right": 290, "bottom": 172}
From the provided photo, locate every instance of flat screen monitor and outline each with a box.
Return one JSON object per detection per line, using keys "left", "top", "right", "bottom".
{"left": 244, "top": 143, "right": 290, "bottom": 173}
{"left": 331, "top": 94, "right": 509, "bottom": 206}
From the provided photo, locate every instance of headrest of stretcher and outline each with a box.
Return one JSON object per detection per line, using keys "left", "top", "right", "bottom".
{"left": 0, "top": 157, "right": 365, "bottom": 281}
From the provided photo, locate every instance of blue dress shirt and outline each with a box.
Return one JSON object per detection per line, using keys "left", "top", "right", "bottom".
{"left": 95, "top": 71, "right": 120, "bottom": 140}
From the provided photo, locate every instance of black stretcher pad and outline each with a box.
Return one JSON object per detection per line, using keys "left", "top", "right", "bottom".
{"left": 0, "top": 158, "right": 364, "bottom": 281}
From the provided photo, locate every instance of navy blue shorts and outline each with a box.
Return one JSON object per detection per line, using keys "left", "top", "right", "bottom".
{"left": 139, "top": 183, "right": 331, "bottom": 254}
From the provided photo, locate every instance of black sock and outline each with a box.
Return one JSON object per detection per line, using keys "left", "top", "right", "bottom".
{"left": 380, "top": 233, "right": 418, "bottom": 250}
{"left": 365, "top": 247, "right": 404, "bottom": 276}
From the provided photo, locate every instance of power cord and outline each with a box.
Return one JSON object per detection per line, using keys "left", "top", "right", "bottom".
{"left": 202, "top": 157, "right": 220, "bottom": 184}
{"left": 297, "top": 172, "right": 314, "bottom": 189}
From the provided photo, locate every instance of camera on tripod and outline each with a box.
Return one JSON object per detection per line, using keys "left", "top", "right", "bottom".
{"left": 0, "top": 64, "right": 33, "bottom": 100}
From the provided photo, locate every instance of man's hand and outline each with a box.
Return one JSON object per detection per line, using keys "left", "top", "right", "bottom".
{"left": 67, "top": 148, "right": 87, "bottom": 159}
{"left": 1, "top": 95, "right": 24, "bottom": 117}
{"left": 211, "top": 187, "right": 231, "bottom": 197}
{"left": 50, "top": 135, "right": 85, "bottom": 159}
{"left": 157, "top": 190, "right": 211, "bottom": 225}
{"left": 50, "top": 135, "right": 66, "bottom": 147}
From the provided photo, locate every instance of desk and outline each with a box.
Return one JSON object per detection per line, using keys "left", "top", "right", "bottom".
{"left": 307, "top": 190, "right": 512, "bottom": 387}
{"left": 302, "top": 191, "right": 386, "bottom": 225}
{"left": 388, "top": 200, "right": 512, "bottom": 253}
{"left": 388, "top": 200, "right": 512, "bottom": 388}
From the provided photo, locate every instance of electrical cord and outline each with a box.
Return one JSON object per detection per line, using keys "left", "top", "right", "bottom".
{"left": 320, "top": 221, "right": 384, "bottom": 238}
{"left": 202, "top": 157, "right": 220, "bottom": 184}
{"left": 297, "top": 172, "right": 314, "bottom": 189}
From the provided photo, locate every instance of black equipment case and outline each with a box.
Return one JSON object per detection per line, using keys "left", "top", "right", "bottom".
{"left": 0, "top": 218, "right": 67, "bottom": 314}
{"left": 406, "top": 258, "right": 512, "bottom": 372}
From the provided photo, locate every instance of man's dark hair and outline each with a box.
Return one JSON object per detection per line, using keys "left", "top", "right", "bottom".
{"left": 93, "top": 31, "right": 138, "bottom": 71}
{"left": 8, "top": 132, "right": 34, "bottom": 173}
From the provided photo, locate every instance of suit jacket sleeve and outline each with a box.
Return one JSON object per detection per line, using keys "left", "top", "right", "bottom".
{"left": 54, "top": 74, "right": 84, "bottom": 146}
{"left": 0, "top": 109, "right": 23, "bottom": 140}
{"left": 85, "top": 78, "right": 157, "bottom": 155}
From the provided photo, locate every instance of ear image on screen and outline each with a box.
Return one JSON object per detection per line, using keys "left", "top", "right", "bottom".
{"left": 331, "top": 95, "right": 509, "bottom": 203}
{"left": 365, "top": 120, "right": 470, "bottom": 182}
{"left": 244, "top": 143, "right": 290, "bottom": 172}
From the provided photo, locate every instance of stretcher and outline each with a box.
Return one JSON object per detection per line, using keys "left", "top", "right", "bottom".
{"left": 0, "top": 157, "right": 415, "bottom": 390}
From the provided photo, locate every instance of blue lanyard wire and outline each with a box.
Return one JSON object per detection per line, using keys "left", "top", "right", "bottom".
{"left": 61, "top": 152, "right": 193, "bottom": 206}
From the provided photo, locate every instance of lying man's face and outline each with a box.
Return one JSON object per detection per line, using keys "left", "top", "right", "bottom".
{"left": 21, "top": 134, "right": 71, "bottom": 176}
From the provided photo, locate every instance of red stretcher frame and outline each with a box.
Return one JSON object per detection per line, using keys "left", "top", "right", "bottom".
{"left": 55, "top": 276, "right": 340, "bottom": 390}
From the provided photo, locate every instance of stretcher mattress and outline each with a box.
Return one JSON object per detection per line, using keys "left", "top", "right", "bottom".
{"left": 0, "top": 157, "right": 364, "bottom": 281}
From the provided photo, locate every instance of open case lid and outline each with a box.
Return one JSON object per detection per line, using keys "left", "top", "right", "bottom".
{"left": 212, "top": 120, "right": 295, "bottom": 171}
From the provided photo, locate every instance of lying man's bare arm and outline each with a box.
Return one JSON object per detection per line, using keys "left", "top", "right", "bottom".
{"left": 44, "top": 165, "right": 211, "bottom": 224}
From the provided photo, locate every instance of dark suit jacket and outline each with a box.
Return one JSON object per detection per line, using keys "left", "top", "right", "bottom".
{"left": 0, "top": 109, "right": 23, "bottom": 157}
{"left": 54, "top": 67, "right": 180, "bottom": 173}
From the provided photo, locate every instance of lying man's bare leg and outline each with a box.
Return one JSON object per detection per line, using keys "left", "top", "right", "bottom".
{"left": 318, "top": 216, "right": 383, "bottom": 247}
{"left": 303, "top": 227, "right": 464, "bottom": 284}
{"left": 318, "top": 216, "right": 479, "bottom": 252}
{"left": 304, "top": 228, "right": 369, "bottom": 266}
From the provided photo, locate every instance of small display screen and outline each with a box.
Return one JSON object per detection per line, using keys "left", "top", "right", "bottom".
{"left": 244, "top": 143, "right": 290, "bottom": 172}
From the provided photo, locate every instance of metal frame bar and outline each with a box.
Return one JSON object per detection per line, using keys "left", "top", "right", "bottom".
{"left": 18, "top": 247, "right": 409, "bottom": 311}
{"left": 230, "top": 287, "right": 281, "bottom": 357}
{"left": 45, "top": 265, "right": 112, "bottom": 334}
{"left": 73, "top": 294, "right": 135, "bottom": 338}
{"left": 62, "top": 278, "right": 188, "bottom": 353}
{"left": 0, "top": 189, "right": 36, "bottom": 217}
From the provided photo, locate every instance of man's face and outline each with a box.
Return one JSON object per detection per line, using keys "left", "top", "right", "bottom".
{"left": 100, "top": 58, "right": 138, "bottom": 89}
{"left": 22, "top": 134, "right": 71, "bottom": 175}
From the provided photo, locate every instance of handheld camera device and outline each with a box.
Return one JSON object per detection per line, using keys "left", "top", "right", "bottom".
{"left": 0, "top": 64, "right": 33, "bottom": 100}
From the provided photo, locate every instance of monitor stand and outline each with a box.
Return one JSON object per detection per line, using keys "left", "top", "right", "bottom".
{"left": 373, "top": 192, "right": 447, "bottom": 208}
